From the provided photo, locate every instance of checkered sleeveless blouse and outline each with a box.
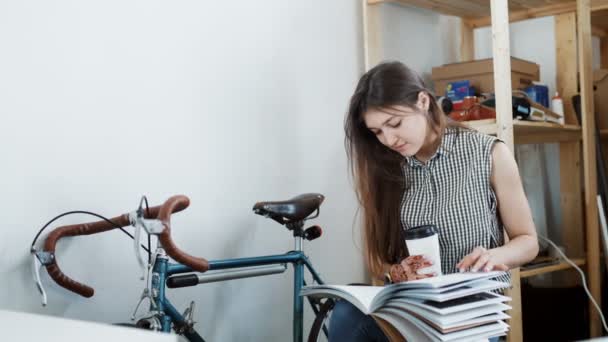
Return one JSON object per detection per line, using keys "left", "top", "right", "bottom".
{"left": 400, "top": 127, "right": 510, "bottom": 284}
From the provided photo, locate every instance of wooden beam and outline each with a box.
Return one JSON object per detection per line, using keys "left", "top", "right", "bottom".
{"left": 505, "top": 268, "right": 523, "bottom": 342}
{"left": 466, "top": 0, "right": 608, "bottom": 28}
{"left": 520, "top": 258, "right": 586, "bottom": 278}
{"left": 556, "top": 12, "right": 580, "bottom": 125}
{"left": 491, "top": 0, "right": 514, "bottom": 150}
{"left": 592, "top": 25, "right": 607, "bottom": 37}
{"left": 467, "top": 2, "right": 576, "bottom": 28}
{"left": 460, "top": 19, "right": 475, "bottom": 62}
{"left": 560, "top": 142, "right": 584, "bottom": 264}
{"left": 490, "top": 2, "right": 520, "bottom": 341}
{"left": 363, "top": 0, "right": 382, "bottom": 70}
{"left": 592, "top": 0, "right": 608, "bottom": 11}
{"left": 578, "top": 0, "right": 602, "bottom": 337}
{"left": 367, "top": 0, "right": 483, "bottom": 17}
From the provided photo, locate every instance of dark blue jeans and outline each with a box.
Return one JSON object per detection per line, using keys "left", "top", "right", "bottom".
{"left": 328, "top": 300, "right": 501, "bottom": 342}
{"left": 328, "top": 300, "right": 389, "bottom": 342}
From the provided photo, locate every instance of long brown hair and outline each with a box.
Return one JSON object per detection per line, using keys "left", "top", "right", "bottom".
{"left": 345, "top": 61, "right": 465, "bottom": 279}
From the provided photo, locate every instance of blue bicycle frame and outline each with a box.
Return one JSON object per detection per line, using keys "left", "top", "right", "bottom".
{"left": 31, "top": 194, "right": 330, "bottom": 342}
{"left": 148, "top": 237, "right": 326, "bottom": 342}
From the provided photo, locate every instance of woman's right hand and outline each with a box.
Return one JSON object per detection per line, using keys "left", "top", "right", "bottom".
{"left": 388, "top": 255, "right": 436, "bottom": 283}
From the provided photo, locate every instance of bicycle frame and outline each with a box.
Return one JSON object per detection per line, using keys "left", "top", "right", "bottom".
{"left": 148, "top": 235, "right": 325, "bottom": 342}
{"left": 32, "top": 194, "right": 330, "bottom": 342}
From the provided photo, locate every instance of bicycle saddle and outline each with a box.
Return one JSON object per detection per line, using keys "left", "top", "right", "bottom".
{"left": 253, "top": 193, "right": 324, "bottom": 223}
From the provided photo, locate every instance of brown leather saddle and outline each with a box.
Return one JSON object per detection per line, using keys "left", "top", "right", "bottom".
{"left": 252, "top": 193, "right": 324, "bottom": 224}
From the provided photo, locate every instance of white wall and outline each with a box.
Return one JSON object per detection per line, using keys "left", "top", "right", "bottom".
{"left": 593, "top": 36, "right": 602, "bottom": 70}
{"left": 0, "top": 1, "right": 366, "bottom": 340}
{"left": 380, "top": 3, "right": 460, "bottom": 85}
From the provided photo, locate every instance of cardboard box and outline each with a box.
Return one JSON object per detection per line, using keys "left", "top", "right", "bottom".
{"left": 431, "top": 57, "right": 540, "bottom": 97}
{"left": 595, "top": 69, "right": 608, "bottom": 129}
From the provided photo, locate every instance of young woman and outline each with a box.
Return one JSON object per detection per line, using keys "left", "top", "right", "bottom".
{"left": 329, "top": 61, "right": 539, "bottom": 341}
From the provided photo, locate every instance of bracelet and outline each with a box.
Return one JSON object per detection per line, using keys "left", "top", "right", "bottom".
{"left": 383, "top": 272, "right": 393, "bottom": 284}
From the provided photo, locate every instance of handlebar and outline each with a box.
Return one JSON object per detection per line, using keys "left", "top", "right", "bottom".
{"left": 42, "top": 195, "right": 209, "bottom": 298}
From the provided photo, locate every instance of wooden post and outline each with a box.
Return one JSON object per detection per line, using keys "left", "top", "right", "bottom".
{"left": 490, "top": 1, "right": 520, "bottom": 341}
{"left": 491, "top": 0, "right": 513, "bottom": 151}
{"left": 559, "top": 142, "right": 584, "bottom": 258}
{"left": 556, "top": 12, "right": 584, "bottom": 287}
{"left": 491, "top": 0, "right": 514, "bottom": 150}
{"left": 557, "top": 141, "right": 585, "bottom": 287}
{"left": 363, "top": 0, "right": 382, "bottom": 71}
{"left": 577, "top": 0, "right": 602, "bottom": 337}
{"left": 461, "top": 19, "right": 475, "bottom": 62}
{"left": 555, "top": 12, "right": 579, "bottom": 125}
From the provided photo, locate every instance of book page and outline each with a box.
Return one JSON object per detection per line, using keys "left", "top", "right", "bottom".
{"left": 398, "top": 277, "right": 505, "bottom": 294}
{"left": 300, "top": 285, "right": 384, "bottom": 314}
{"left": 376, "top": 308, "right": 508, "bottom": 342}
{"left": 392, "top": 280, "right": 509, "bottom": 302}
{"left": 391, "top": 292, "right": 511, "bottom": 315}
{"left": 372, "top": 310, "right": 434, "bottom": 342}
{"left": 387, "top": 300, "right": 510, "bottom": 327}
{"left": 389, "top": 271, "right": 505, "bottom": 290}
{"left": 302, "top": 273, "right": 509, "bottom": 314}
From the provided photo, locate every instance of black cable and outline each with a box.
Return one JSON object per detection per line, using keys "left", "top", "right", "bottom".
{"left": 143, "top": 196, "right": 152, "bottom": 264}
{"left": 30, "top": 211, "right": 149, "bottom": 253}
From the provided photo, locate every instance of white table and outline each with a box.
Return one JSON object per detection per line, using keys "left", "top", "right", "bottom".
{"left": 0, "top": 309, "right": 178, "bottom": 342}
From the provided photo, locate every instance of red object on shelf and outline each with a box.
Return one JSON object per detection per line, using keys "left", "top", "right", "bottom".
{"left": 452, "top": 100, "right": 465, "bottom": 111}
{"left": 448, "top": 103, "right": 495, "bottom": 122}
{"left": 449, "top": 110, "right": 469, "bottom": 121}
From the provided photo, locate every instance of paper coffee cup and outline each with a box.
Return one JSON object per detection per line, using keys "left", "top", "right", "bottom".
{"left": 404, "top": 225, "right": 442, "bottom": 276}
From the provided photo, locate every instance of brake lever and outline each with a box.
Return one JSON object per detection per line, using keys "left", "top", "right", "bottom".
{"left": 30, "top": 247, "right": 51, "bottom": 306}
{"left": 129, "top": 211, "right": 166, "bottom": 281}
{"left": 130, "top": 211, "right": 147, "bottom": 280}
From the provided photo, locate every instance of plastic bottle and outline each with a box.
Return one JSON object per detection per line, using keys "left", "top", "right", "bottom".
{"left": 551, "top": 92, "right": 565, "bottom": 125}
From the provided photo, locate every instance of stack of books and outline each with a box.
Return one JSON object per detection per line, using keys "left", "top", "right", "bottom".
{"left": 301, "top": 271, "right": 511, "bottom": 342}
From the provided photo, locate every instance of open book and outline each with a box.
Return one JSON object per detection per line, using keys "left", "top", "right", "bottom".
{"left": 301, "top": 271, "right": 511, "bottom": 342}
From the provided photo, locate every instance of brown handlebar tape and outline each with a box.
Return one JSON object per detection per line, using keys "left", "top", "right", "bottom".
{"left": 42, "top": 195, "right": 207, "bottom": 298}
{"left": 158, "top": 195, "right": 209, "bottom": 272}
{"left": 43, "top": 212, "right": 135, "bottom": 297}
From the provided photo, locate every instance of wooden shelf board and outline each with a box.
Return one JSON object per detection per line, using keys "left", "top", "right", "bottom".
{"left": 521, "top": 258, "right": 586, "bottom": 278}
{"left": 592, "top": 9, "right": 608, "bottom": 32}
{"left": 368, "top": 0, "right": 576, "bottom": 18}
{"left": 464, "top": 119, "right": 582, "bottom": 143}
{"left": 368, "top": 0, "right": 608, "bottom": 28}
{"left": 464, "top": 118, "right": 497, "bottom": 135}
{"left": 601, "top": 129, "right": 608, "bottom": 139}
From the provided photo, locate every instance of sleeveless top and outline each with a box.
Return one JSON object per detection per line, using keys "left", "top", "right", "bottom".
{"left": 400, "top": 127, "right": 510, "bottom": 284}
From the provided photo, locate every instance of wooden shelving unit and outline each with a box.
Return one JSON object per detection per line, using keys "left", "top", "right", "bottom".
{"left": 466, "top": 119, "right": 582, "bottom": 143}
{"left": 363, "top": 0, "right": 605, "bottom": 340}
{"left": 521, "top": 258, "right": 586, "bottom": 278}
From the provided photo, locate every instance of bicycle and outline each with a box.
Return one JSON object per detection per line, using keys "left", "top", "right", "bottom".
{"left": 30, "top": 194, "right": 335, "bottom": 342}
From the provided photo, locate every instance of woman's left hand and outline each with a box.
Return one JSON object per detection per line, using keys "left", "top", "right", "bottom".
{"left": 456, "top": 246, "right": 509, "bottom": 273}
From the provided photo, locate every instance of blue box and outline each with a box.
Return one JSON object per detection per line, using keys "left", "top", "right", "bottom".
{"left": 446, "top": 80, "right": 475, "bottom": 103}
{"left": 524, "top": 84, "right": 549, "bottom": 108}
